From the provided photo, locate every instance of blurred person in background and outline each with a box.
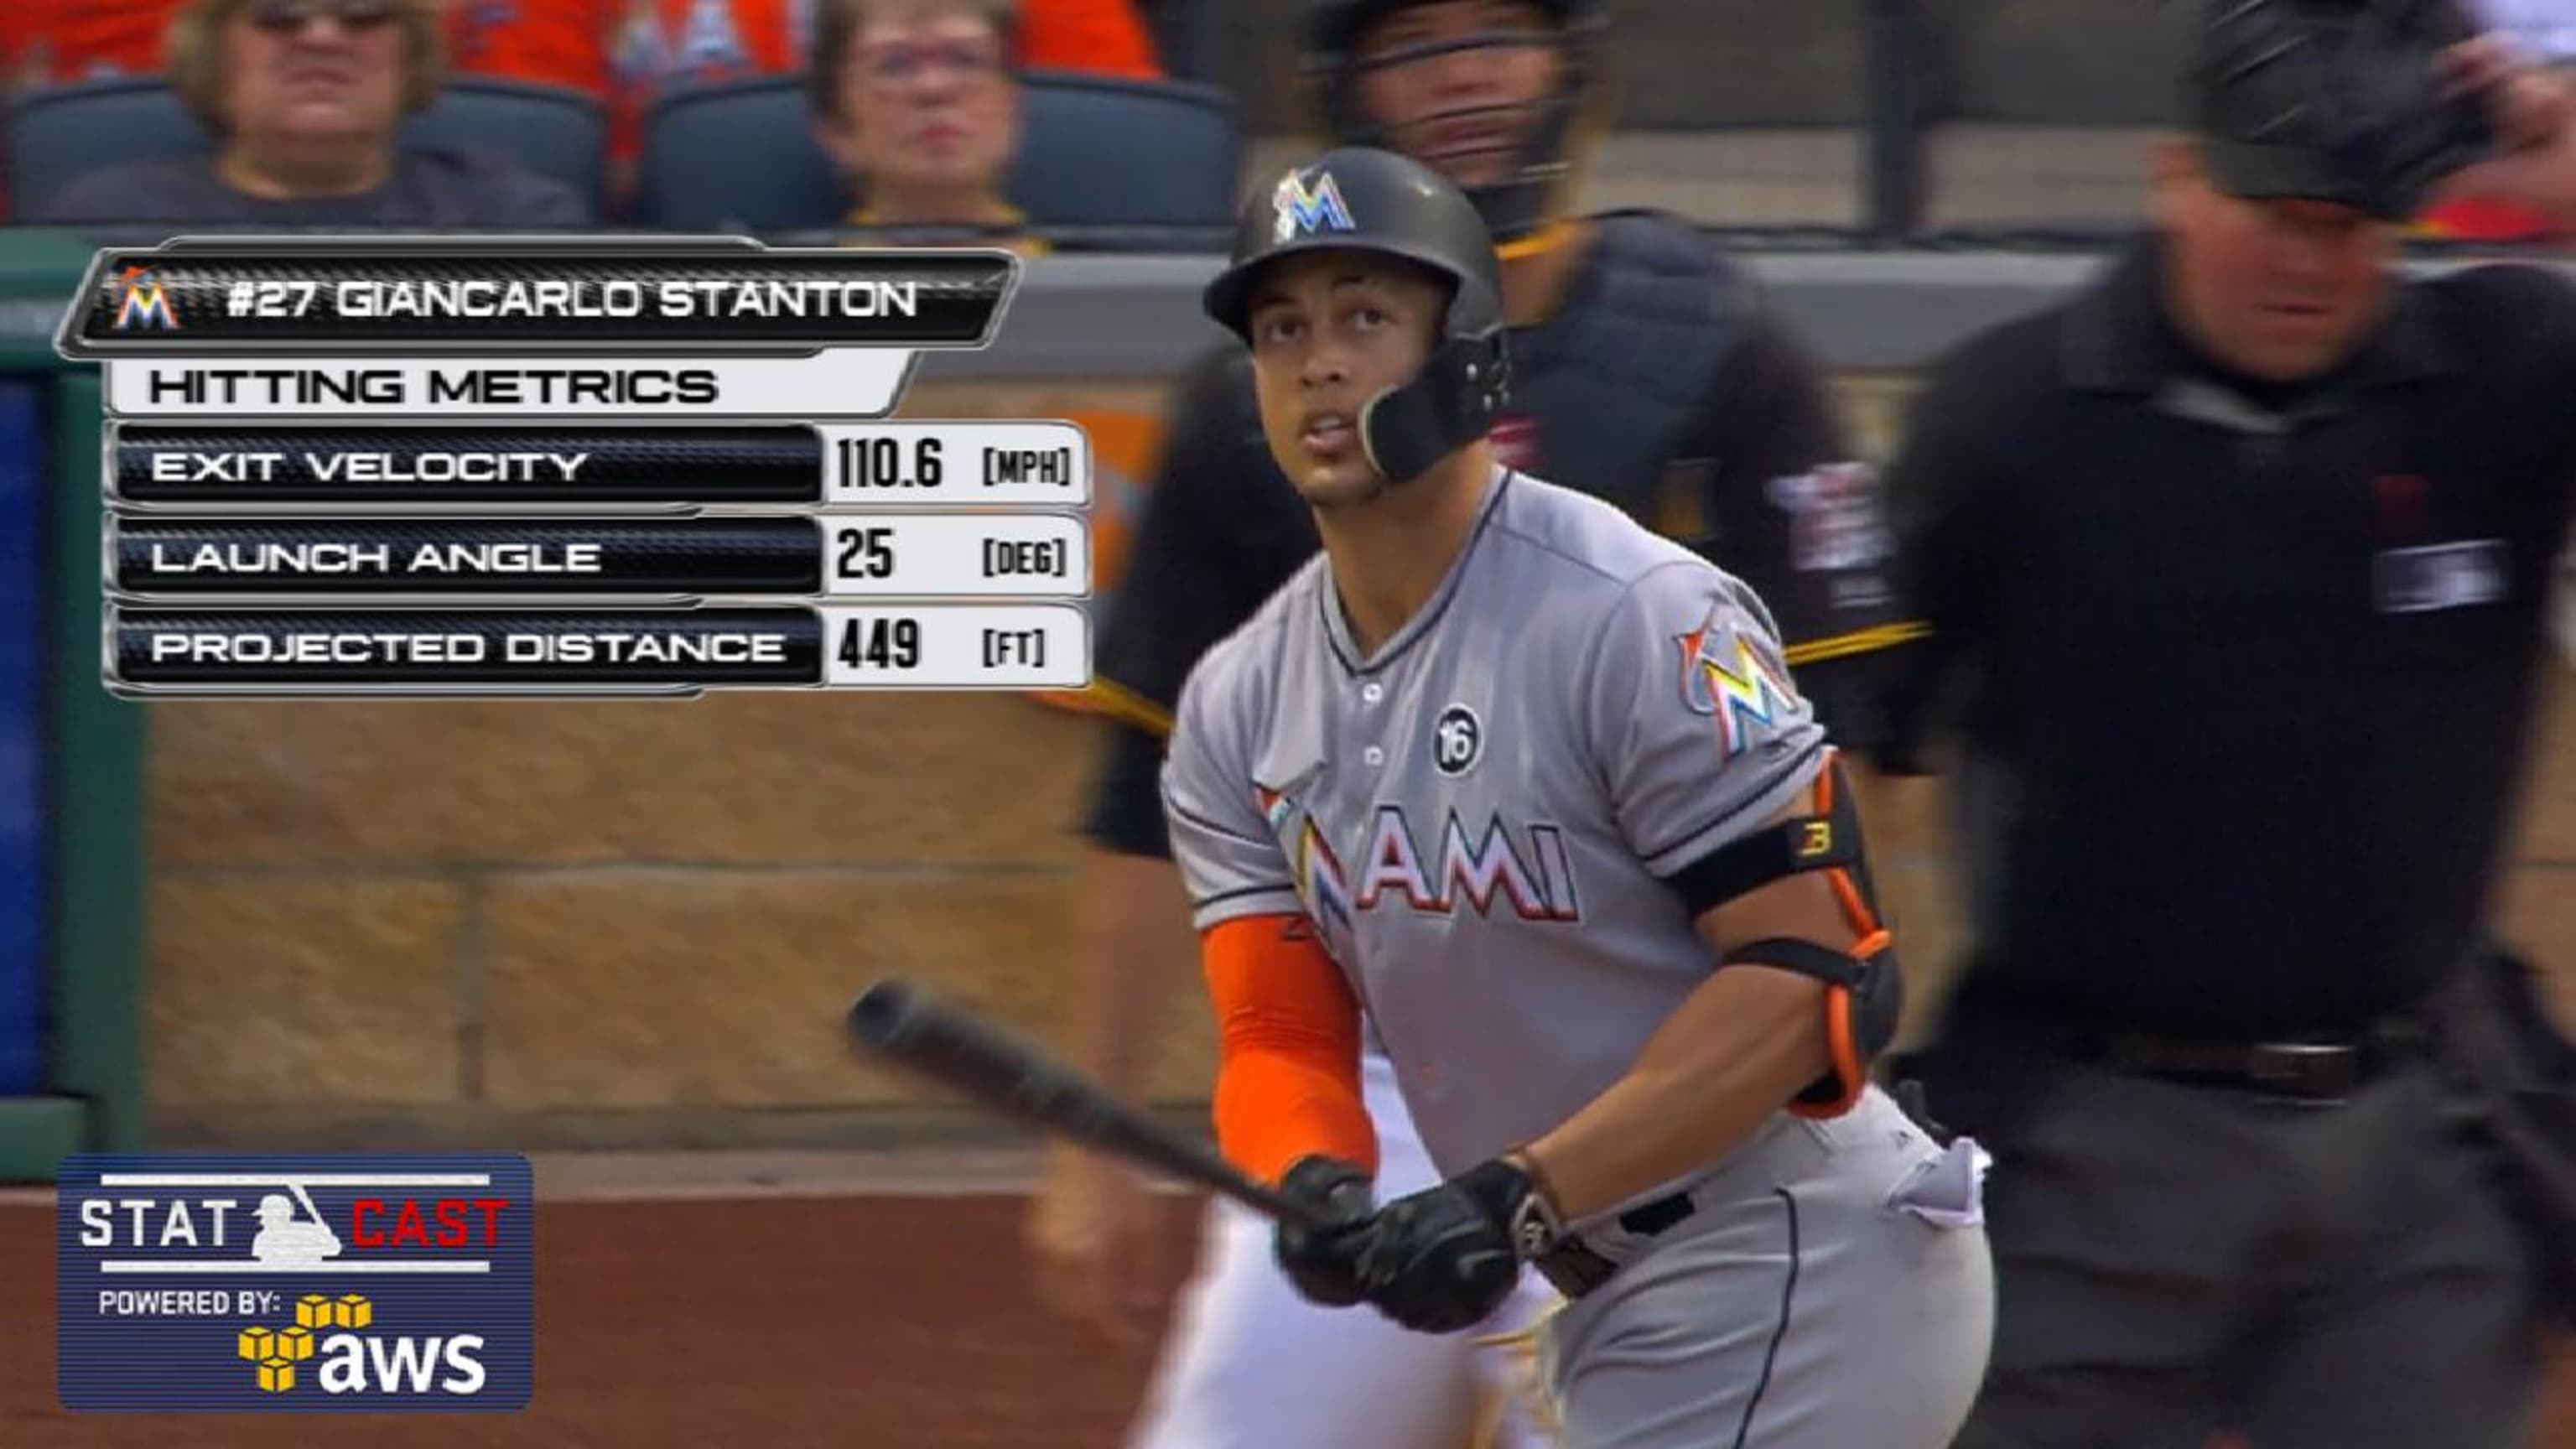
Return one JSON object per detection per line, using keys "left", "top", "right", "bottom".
{"left": 5, "top": 0, "right": 617, "bottom": 96}
{"left": 612, "top": 0, "right": 1161, "bottom": 203}
{"left": 1869, "top": 0, "right": 2576, "bottom": 1441}
{"left": 23, "top": 0, "right": 592, "bottom": 229}
{"left": 616, "top": 0, "right": 1159, "bottom": 85}
{"left": 806, "top": 0, "right": 1041, "bottom": 252}
{"left": 1026, "top": 3, "right": 1922, "bottom": 1446}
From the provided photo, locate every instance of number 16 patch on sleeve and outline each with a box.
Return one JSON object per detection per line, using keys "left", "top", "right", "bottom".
{"left": 56, "top": 1153, "right": 534, "bottom": 1411}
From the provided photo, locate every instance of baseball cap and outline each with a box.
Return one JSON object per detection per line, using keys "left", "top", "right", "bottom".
{"left": 2185, "top": 0, "right": 2497, "bottom": 219}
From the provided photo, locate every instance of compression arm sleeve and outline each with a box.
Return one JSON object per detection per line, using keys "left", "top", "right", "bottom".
{"left": 1202, "top": 914, "right": 1377, "bottom": 1185}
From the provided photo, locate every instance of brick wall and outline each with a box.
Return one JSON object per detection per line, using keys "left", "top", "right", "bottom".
{"left": 142, "top": 377, "right": 2576, "bottom": 1145}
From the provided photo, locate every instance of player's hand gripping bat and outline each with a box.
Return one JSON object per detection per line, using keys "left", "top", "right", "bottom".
{"left": 844, "top": 979, "right": 1334, "bottom": 1232}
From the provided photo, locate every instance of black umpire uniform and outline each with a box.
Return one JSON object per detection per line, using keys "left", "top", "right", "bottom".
{"left": 1081, "top": 216, "right": 1910, "bottom": 854}
{"left": 1872, "top": 3, "right": 2576, "bottom": 1446}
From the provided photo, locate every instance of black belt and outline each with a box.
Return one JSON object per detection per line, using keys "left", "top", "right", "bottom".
{"left": 2085, "top": 1024, "right": 2423, "bottom": 1102}
{"left": 1527, "top": 1190, "right": 1698, "bottom": 1300}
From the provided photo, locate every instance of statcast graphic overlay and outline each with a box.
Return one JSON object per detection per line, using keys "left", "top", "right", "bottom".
{"left": 64, "top": 240, "right": 1097, "bottom": 699}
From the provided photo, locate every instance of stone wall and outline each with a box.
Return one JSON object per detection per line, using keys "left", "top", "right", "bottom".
{"left": 143, "top": 377, "right": 2576, "bottom": 1146}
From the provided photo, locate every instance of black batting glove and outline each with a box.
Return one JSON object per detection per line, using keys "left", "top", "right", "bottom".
{"left": 1271, "top": 1156, "right": 1378, "bottom": 1307}
{"left": 1356, "top": 1157, "right": 1546, "bottom": 1334}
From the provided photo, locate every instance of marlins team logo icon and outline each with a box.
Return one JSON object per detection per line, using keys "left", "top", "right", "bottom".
{"left": 1273, "top": 169, "right": 1357, "bottom": 243}
{"left": 110, "top": 266, "right": 179, "bottom": 331}
{"left": 1675, "top": 603, "right": 1803, "bottom": 760}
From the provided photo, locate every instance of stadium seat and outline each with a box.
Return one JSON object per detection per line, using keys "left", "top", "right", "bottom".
{"left": 6, "top": 76, "right": 607, "bottom": 218}
{"left": 4, "top": 80, "right": 198, "bottom": 218}
{"left": 402, "top": 80, "right": 610, "bottom": 216}
{"left": 636, "top": 70, "right": 1241, "bottom": 236}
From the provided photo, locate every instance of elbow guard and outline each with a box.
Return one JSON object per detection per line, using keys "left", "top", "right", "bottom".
{"left": 1677, "top": 750, "right": 1903, "bottom": 1119}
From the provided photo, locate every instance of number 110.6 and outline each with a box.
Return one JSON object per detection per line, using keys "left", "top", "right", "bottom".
{"left": 837, "top": 437, "right": 943, "bottom": 490}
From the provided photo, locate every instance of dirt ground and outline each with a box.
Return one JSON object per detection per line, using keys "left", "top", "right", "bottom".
{"left": 1, "top": 1192, "right": 2568, "bottom": 1447}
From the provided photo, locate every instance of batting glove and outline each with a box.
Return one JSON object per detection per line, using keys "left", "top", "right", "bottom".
{"left": 1356, "top": 1157, "right": 1545, "bottom": 1334}
{"left": 1271, "top": 1156, "right": 1379, "bottom": 1307}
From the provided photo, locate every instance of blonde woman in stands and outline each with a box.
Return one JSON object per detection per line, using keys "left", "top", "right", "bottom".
{"left": 26, "top": 0, "right": 589, "bottom": 229}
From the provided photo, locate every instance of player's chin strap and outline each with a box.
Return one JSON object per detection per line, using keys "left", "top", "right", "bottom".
{"left": 1668, "top": 748, "right": 1903, "bottom": 1119}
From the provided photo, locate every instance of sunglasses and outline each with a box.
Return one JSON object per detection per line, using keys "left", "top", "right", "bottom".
{"left": 244, "top": 0, "right": 400, "bottom": 34}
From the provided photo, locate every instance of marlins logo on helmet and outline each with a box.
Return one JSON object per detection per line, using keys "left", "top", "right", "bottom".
{"left": 1274, "top": 169, "right": 1358, "bottom": 242}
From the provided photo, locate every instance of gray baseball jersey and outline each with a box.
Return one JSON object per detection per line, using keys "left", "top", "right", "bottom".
{"left": 1162, "top": 465, "right": 1828, "bottom": 1191}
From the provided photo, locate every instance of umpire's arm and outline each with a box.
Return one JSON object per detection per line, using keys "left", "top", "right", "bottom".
{"left": 1862, "top": 338, "right": 2011, "bottom": 779}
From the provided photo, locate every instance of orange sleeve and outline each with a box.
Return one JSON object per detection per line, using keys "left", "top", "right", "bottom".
{"left": 1019, "top": 0, "right": 1164, "bottom": 79}
{"left": 1202, "top": 913, "right": 1374, "bottom": 1185}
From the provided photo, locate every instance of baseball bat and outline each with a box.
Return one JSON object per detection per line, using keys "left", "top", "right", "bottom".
{"left": 845, "top": 979, "right": 1334, "bottom": 1232}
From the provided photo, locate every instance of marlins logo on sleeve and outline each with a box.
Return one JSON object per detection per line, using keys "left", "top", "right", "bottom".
{"left": 1674, "top": 599, "right": 1806, "bottom": 761}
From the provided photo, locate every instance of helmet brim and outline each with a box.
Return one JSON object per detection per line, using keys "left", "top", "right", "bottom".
{"left": 1202, "top": 232, "right": 1487, "bottom": 344}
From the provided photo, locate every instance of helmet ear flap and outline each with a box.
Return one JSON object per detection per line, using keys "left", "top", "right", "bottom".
{"left": 1354, "top": 326, "right": 1510, "bottom": 486}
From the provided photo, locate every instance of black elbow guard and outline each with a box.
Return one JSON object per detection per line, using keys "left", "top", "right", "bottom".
{"left": 1725, "top": 932, "right": 1903, "bottom": 1119}
{"left": 1674, "top": 750, "right": 1903, "bottom": 1119}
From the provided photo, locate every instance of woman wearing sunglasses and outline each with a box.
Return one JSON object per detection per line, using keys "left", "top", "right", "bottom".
{"left": 24, "top": 0, "right": 592, "bottom": 230}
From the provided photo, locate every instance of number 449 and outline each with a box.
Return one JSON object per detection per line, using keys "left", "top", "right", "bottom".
{"left": 836, "top": 616, "right": 921, "bottom": 670}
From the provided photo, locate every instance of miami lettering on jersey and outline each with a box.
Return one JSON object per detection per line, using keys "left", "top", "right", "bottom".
{"left": 1257, "top": 777, "right": 1581, "bottom": 963}
{"left": 1676, "top": 602, "right": 1802, "bottom": 759}
{"left": 1256, "top": 779, "right": 1357, "bottom": 958}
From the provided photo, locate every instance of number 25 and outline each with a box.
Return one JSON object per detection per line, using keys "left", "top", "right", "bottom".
{"left": 835, "top": 527, "right": 895, "bottom": 579}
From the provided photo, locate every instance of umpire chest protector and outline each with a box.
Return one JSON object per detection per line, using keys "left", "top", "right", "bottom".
{"left": 1500, "top": 211, "right": 1763, "bottom": 520}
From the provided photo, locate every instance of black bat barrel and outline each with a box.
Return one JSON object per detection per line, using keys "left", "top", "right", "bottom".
{"left": 844, "top": 979, "right": 1328, "bottom": 1230}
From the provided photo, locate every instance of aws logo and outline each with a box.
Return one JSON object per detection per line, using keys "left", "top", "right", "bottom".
{"left": 235, "top": 1293, "right": 487, "bottom": 1399}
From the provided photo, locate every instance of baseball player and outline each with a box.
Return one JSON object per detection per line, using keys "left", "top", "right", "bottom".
{"left": 1159, "top": 145, "right": 1996, "bottom": 1449}
{"left": 1028, "top": 5, "right": 1917, "bottom": 1441}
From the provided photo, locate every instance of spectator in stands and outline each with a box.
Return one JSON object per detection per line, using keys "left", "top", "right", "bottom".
{"left": 611, "top": 0, "right": 1157, "bottom": 214}
{"left": 808, "top": 0, "right": 1038, "bottom": 248}
{"left": 23, "top": 0, "right": 592, "bottom": 229}
{"left": 8, "top": 0, "right": 616, "bottom": 96}
{"left": 615, "top": 0, "right": 1160, "bottom": 139}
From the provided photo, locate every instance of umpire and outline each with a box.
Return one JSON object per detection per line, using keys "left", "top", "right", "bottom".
{"left": 1873, "top": 1, "right": 2576, "bottom": 1444}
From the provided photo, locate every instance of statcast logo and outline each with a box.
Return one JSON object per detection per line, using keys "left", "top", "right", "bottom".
{"left": 234, "top": 1294, "right": 486, "bottom": 1397}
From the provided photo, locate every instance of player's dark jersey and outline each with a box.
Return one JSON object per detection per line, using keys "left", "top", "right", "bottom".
{"left": 1874, "top": 235, "right": 2576, "bottom": 1039}
{"left": 1083, "top": 210, "right": 1909, "bottom": 857}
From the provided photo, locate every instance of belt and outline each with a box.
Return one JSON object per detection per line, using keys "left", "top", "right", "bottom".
{"left": 1526, "top": 1190, "right": 1697, "bottom": 1300}
{"left": 2085, "top": 1024, "right": 2423, "bottom": 1103}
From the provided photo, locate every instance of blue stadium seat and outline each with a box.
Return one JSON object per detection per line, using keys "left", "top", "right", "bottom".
{"left": 402, "top": 79, "right": 610, "bottom": 215}
{"left": 5, "top": 76, "right": 607, "bottom": 218}
{"left": 636, "top": 70, "right": 1241, "bottom": 236}
{"left": 4, "top": 79, "right": 198, "bottom": 217}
